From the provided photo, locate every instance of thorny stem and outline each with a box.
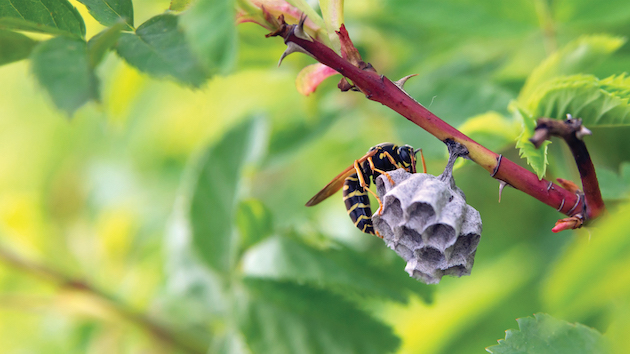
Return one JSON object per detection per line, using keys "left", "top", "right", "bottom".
{"left": 531, "top": 117, "right": 606, "bottom": 219}
{"left": 268, "top": 18, "right": 587, "bottom": 221}
{"left": 0, "top": 247, "right": 206, "bottom": 354}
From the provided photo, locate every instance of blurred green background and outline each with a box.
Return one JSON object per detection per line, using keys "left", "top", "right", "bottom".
{"left": 1, "top": 0, "right": 630, "bottom": 353}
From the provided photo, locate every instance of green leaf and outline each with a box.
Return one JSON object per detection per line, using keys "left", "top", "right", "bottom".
{"left": 236, "top": 198, "right": 274, "bottom": 253}
{"left": 285, "top": 0, "right": 325, "bottom": 29}
{"left": 241, "top": 236, "right": 431, "bottom": 303}
{"left": 163, "top": 197, "right": 230, "bottom": 327}
{"left": 76, "top": 0, "right": 133, "bottom": 29}
{"left": 0, "top": 29, "right": 37, "bottom": 65}
{"left": 115, "top": 14, "right": 208, "bottom": 87}
{"left": 0, "top": 0, "right": 86, "bottom": 37}
{"left": 267, "top": 112, "right": 340, "bottom": 158}
{"left": 514, "top": 72, "right": 630, "bottom": 174}
{"left": 87, "top": 23, "right": 125, "bottom": 68}
{"left": 596, "top": 162, "right": 630, "bottom": 201}
{"left": 190, "top": 118, "right": 261, "bottom": 274}
{"left": 554, "top": 0, "right": 630, "bottom": 27}
{"left": 241, "top": 278, "right": 400, "bottom": 354}
{"left": 541, "top": 202, "right": 630, "bottom": 320}
{"left": 319, "top": 0, "right": 343, "bottom": 53}
{"left": 519, "top": 34, "right": 625, "bottom": 104}
{"left": 457, "top": 111, "right": 520, "bottom": 153}
{"left": 30, "top": 36, "right": 98, "bottom": 115}
{"left": 526, "top": 74, "right": 630, "bottom": 126}
{"left": 512, "top": 102, "right": 549, "bottom": 179}
{"left": 486, "top": 313, "right": 610, "bottom": 354}
{"left": 180, "top": 0, "right": 237, "bottom": 75}
{"left": 170, "top": 0, "right": 192, "bottom": 11}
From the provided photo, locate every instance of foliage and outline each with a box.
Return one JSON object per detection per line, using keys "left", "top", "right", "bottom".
{"left": 513, "top": 35, "right": 629, "bottom": 176}
{"left": 77, "top": 0, "right": 134, "bottom": 29}
{"left": 486, "top": 313, "right": 609, "bottom": 354}
{"left": 0, "top": 0, "right": 630, "bottom": 353}
{"left": 116, "top": 14, "right": 208, "bottom": 87}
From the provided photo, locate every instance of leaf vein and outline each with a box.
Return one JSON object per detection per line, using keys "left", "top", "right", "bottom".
{"left": 36, "top": 0, "right": 60, "bottom": 28}
{"left": 7, "top": 0, "right": 25, "bottom": 19}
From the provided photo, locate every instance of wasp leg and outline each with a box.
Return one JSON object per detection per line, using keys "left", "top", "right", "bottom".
{"left": 367, "top": 156, "right": 396, "bottom": 185}
{"left": 366, "top": 187, "right": 385, "bottom": 215}
{"left": 354, "top": 159, "right": 385, "bottom": 216}
{"left": 382, "top": 151, "right": 398, "bottom": 166}
{"left": 381, "top": 150, "right": 401, "bottom": 180}
{"left": 353, "top": 159, "right": 368, "bottom": 187}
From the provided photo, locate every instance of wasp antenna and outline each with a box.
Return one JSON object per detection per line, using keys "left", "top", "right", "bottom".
{"left": 278, "top": 42, "right": 311, "bottom": 67}
{"left": 294, "top": 13, "right": 313, "bottom": 41}
{"left": 394, "top": 74, "right": 418, "bottom": 89}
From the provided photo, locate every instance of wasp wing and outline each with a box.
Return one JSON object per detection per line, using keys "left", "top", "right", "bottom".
{"left": 305, "top": 149, "right": 378, "bottom": 207}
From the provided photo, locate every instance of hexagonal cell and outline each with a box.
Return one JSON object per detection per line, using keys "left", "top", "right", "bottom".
{"left": 414, "top": 246, "right": 447, "bottom": 271}
{"left": 405, "top": 258, "right": 445, "bottom": 285}
{"left": 443, "top": 264, "right": 468, "bottom": 277}
{"left": 423, "top": 223, "right": 457, "bottom": 251}
{"left": 373, "top": 216, "right": 394, "bottom": 240}
{"left": 381, "top": 197, "right": 404, "bottom": 227}
{"left": 445, "top": 233, "right": 480, "bottom": 266}
{"left": 406, "top": 201, "right": 435, "bottom": 230}
{"left": 403, "top": 225, "right": 423, "bottom": 244}
{"left": 392, "top": 243, "right": 413, "bottom": 262}
{"left": 374, "top": 169, "right": 482, "bottom": 284}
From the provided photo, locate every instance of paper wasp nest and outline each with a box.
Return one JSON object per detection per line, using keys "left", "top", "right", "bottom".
{"left": 372, "top": 168, "right": 482, "bottom": 284}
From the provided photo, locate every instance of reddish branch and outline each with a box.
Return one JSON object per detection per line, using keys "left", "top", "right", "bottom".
{"left": 267, "top": 18, "right": 588, "bottom": 221}
{"left": 531, "top": 117, "right": 605, "bottom": 220}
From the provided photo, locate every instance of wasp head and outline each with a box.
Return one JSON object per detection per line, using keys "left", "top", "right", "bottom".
{"left": 397, "top": 145, "right": 417, "bottom": 173}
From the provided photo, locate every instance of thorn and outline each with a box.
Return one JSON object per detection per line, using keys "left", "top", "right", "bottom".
{"left": 293, "top": 14, "right": 312, "bottom": 41}
{"left": 564, "top": 114, "right": 591, "bottom": 139}
{"left": 363, "top": 62, "right": 376, "bottom": 73}
{"left": 277, "top": 42, "right": 312, "bottom": 67}
{"left": 576, "top": 126, "right": 592, "bottom": 140}
{"left": 394, "top": 74, "right": 418, "bottom": 89}
{"left": 498, "top": 180, "right": 508, "bottom": 203}
{"left": 546, "top": 181, "right": 554, "bottom": 192}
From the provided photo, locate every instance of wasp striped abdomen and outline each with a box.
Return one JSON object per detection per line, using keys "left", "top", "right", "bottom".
{"left": 305, "top": 143, "right": 423, "bottom": 238}
{"left": 343, "top": 174, "right": 375, "bottom": 235}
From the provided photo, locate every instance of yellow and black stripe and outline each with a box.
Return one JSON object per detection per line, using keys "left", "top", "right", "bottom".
{"left": 343, "top": 173, "right": 375, "bottom": 235}
{"left": 306, "top": 142, "right": 423, "bottom": 237}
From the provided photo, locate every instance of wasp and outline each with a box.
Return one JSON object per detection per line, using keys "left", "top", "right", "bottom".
{"left": 306, "top": 143, "right": 425, "bottom": 237}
